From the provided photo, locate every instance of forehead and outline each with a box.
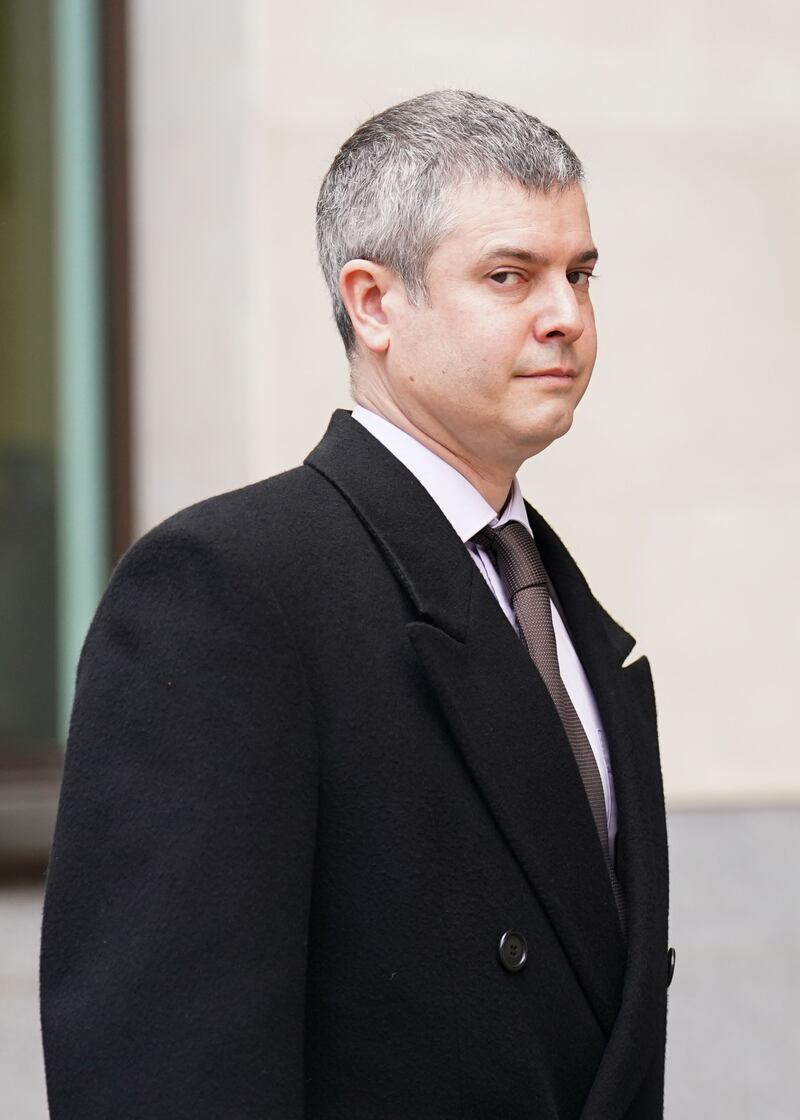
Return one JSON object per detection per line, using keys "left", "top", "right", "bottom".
{"left": 435, "top": 177, "right": 593, "bottom": 264}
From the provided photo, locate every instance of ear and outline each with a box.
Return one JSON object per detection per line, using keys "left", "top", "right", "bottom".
{"left": 339, "top": 259, "right": 394, "bottom": 354}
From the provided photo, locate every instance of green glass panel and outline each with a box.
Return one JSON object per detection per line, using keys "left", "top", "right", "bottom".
{"left": 53, "top": 0, "right": 108, "bottom": 740}
{"left": 0, "top": 0, "right": 108, "bottom": 763}
{"left": 0, "top": 1, "right": 58, "bottom": 760}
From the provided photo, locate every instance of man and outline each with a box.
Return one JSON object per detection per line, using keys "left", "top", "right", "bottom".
{"left": 41, "top": 90, "right": 671, "bottom": 1118}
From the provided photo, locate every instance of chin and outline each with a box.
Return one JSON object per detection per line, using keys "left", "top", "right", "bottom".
{"left": 520, "top": 406, "right": 575, "bottom": 451}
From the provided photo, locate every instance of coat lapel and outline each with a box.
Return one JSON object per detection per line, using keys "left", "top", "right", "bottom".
{"left": 306, "top": 412, "right": 635, "bottom": 1036}
{"left": 407, "top": 587, "right": 626, "bottom": 1036}
{"left": 527, "top": 506, "right": 669, "bottom": 1116}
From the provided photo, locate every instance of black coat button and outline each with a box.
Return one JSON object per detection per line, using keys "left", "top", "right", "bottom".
{"left": 498, "top": 930, "right": 528, "bottom": 973}
{"left": 667, "top": 947, "right": 676, "bottom": 988}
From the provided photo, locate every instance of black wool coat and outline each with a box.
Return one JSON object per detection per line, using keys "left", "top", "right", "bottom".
{"left": 40, "top": 410, "right": 670, "bottom": 1119}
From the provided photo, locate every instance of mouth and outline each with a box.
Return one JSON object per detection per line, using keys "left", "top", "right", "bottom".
{"left": 515, "top": 367, "right": 577, "bottom": 382}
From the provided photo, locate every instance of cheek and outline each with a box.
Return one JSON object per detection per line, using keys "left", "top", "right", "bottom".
{"left": 450, "top": 307, "right": 519, "bottom": 367}
{"left": 412, "top": 309, "right": 478, "bottom": 373}
{"left": 582, "top": 305, "right": 598, "bottom": 350}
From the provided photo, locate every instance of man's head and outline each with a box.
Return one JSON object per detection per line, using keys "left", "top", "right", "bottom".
{"left": 316, "top": 90, "right": 598, "bottom": 483}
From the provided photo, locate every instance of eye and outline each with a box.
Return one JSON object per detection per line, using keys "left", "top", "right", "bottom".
{"left": 567, "top": 270, "right": 596, "bottom": 288}
{"left": 489, "top": 270, "right": 525, "bottom": 287}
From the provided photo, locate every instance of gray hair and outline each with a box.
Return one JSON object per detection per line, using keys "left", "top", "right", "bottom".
{"left": 316, "top": 89, "right": 584, "bottom": 357}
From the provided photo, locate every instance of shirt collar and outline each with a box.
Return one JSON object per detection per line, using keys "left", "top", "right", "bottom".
{"left": 351, "top": 405, "right": 533, "bottom": 543}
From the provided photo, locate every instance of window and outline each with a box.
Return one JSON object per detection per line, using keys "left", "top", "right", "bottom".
{"left": 0, "top": 0, "right": 126, "bottom": 870}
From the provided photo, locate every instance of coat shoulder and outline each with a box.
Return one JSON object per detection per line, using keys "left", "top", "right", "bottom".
{"left": 134, "top": 464, "right": 337, "bottom": 553}
{"left": 116, "top": 464, "right": 355, "bottom": 589}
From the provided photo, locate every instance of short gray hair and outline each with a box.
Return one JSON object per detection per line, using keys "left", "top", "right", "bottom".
{"left": 316, "top": 89, "right": 584, "bottom": 357}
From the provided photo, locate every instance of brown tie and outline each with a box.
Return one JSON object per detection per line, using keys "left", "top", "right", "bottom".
{"left": 474, "top": 522, "right": 625, "bottom": 926}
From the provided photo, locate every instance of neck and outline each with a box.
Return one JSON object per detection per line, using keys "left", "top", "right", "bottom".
{"left": 353, "top": 388, "right": 516, "bottom": 515}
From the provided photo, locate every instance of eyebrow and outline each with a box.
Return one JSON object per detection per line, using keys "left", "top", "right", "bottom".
{"left": 476, "top": 246, "right": 599, "bottom": 268}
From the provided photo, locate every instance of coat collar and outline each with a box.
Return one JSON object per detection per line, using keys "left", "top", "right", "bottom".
{"left": 306, "top": 409, "right": 474, "bottom": 641}
{"left": 306, "top": 411, "right": 657, "bottom": 1050}
{"left": 351, "top": 403, "right": 531, "bottom": 545}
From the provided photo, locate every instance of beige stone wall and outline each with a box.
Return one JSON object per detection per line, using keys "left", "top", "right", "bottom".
{"left": 129, "top": 0, "right": 800, "bottom": 805}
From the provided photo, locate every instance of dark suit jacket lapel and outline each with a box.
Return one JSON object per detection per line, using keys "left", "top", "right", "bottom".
{"left": 527, "top": 505, "right": 668, "bottom": 1115}
{"left": 306, "top": 411, "right": 628, "bottom": 1035}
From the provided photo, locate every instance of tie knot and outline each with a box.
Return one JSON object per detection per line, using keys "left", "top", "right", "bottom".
{"left": 473, "top": 522, "right": 549, "bottom": 598}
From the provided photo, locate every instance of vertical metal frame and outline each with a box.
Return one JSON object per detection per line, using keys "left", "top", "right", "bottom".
{"left": 101, "top": 0, "right": 133, "bottom": 567}
{"left": 53, "top": 0, "right": 109, "bottom": 736}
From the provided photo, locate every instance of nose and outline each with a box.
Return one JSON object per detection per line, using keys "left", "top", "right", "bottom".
{"left": 532, "top": 276, "right": 585, "bottom": 345}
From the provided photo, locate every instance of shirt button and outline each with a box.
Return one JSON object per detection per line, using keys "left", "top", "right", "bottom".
{"left": 498, "top": 930, "right": 528, "bottom": 973}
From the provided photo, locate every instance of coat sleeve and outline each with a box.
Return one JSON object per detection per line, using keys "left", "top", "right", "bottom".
{"left": 40, "top": 518, "right": 319, "bottom": 1119}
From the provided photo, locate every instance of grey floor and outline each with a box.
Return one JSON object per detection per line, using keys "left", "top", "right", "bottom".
{"left": 2, "top": 808, "right": 798, "bottom": 1119}
{"left": 664, "top": 808, "right": 799, "bottom": 1119}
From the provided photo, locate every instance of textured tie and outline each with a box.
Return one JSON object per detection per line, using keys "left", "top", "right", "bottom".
{"left": 474, "top": 521, "right": 625, "bottom": 926}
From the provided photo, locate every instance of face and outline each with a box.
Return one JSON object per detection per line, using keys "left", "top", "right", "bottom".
{"left": 380, "top": 177, "right": 598, "bottom": 472}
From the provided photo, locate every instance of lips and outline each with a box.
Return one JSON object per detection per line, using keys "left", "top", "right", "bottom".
{"left": 516, "top": 368, "right": 577, "bottom": 379}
